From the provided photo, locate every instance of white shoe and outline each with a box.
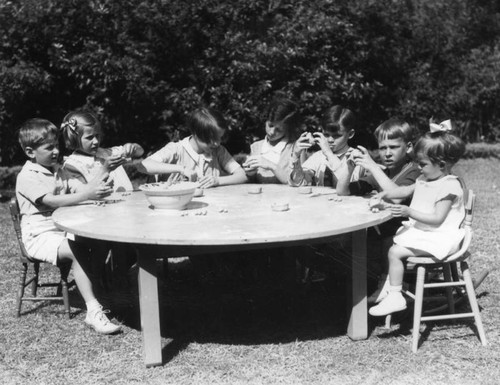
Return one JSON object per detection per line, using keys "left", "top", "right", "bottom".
{"left": 369, "top": 291, "right": 407, "bottom": 316}
{"left": 368, "top": 275, "right": 390, "bottom": 304}
{"left": 85, "top": 306, "right": 122, "bottom": 334}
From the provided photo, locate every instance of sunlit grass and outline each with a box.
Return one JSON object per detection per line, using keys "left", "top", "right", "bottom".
{"left": 1, "top": 158, "right": 499, "bottom": 385}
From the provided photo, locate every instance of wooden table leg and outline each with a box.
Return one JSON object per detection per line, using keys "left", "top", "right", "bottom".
{"left": 136, "top": 247, "right": 163, "bottom": 367}
{"left": 347, "top": 229, "right": 368, "bottom": 340}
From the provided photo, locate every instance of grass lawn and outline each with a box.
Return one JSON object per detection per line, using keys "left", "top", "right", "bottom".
{"left": 1, "top": 158, "right": 499, "bottom": 385}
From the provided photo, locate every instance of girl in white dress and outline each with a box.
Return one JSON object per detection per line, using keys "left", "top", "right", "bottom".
{"left": 60, "top": 110, "right": 144, "bottom": 192}
{"left": 367, "top": 124, "right": 466, "bottom": 316}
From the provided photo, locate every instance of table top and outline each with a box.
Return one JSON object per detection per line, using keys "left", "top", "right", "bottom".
{"left": 52, "top": 184, "right": 391, "bottom": 246}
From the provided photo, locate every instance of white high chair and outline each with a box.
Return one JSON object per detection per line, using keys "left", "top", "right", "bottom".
{"left": 384, "top": 189, "right": 488, "bottom": 352}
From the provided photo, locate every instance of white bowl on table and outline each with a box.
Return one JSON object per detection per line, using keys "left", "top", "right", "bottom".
{"left": 139, "top": 181, "right": 198, "bottom": 210}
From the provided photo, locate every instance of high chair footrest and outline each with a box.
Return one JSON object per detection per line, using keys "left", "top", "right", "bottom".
{"left": 421, "top": 312, "right": 475, "bottom": 322}
{"left": 424, "top": 281, "right": 466, "bottom": 289}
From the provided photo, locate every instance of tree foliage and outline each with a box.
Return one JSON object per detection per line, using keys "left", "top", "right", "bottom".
{"left": 1, "top": 0, "right": 500, "bottom": 165}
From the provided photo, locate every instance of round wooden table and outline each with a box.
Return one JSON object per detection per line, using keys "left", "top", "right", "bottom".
{"left": 53, "top": 184, "right": 391, "bottom": 367}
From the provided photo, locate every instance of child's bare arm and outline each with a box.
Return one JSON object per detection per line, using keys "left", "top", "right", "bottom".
{"left": 352, "top": 146, "right": 401, "bottom": 193}
{"left": 378, "top": 184, "right": 415, "bottom": 200}
{"left": 41, "top": 175, "right": 113, "bottom": 208}
{"left": 289, "top": 160, "right": 314, "bottom": 186}
{"left": 388, "top": 198, "right": 454, "bottom": 226}
{"left": 137, "top": 158, "right": 192, "bottom": 179}
{"left": 198, "top": 166, "right": 248, "bottom": 188}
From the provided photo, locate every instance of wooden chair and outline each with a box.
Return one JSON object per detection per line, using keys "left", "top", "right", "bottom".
{"left": 9, "top": 197, "right": 72, "bottom": 318}
{"left": 386, "top": 190, "right": 487, "bottom": 352}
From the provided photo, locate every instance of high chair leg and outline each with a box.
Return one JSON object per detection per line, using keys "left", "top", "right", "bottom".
{"left": 412, "top": 266, "right": 426, "bottom": 353}
{"left": 461, "top": 261, "right": 487, "bottom": 346}
{"left": 443, "top": 264, "right": 455, "bottom": 315}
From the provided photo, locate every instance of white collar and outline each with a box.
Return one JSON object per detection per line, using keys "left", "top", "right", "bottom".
{"left": 181, "top": 136, "right": 213, "bottom": 163}
{"left": 25, "top": 160, "right": 58, "bottom": 175}
{"left": 261, "top": 137, "right": 287, "bottom": 154}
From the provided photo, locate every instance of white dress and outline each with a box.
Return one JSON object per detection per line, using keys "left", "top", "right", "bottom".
{"left": 63, "top": 147, "right": 134, "bottom": 192}
{"left": 393, "top": 175, "right": 465, "bottom": 260}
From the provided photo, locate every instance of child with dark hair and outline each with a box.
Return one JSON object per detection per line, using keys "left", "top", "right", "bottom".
{"left": 139, "top": 107, "right": 247, "bottom": 188}
{"left": 289, "top": 105, "right": 360, "bottom": 187}
{"left": 243, "top": 97, "right": 304, "bottom": 184}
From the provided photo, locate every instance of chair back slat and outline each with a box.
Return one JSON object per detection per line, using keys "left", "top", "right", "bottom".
{"left": 463, "top": 190, "right": 475, "bottom": 228}
{"left": 9, "top": 197, "right": 34, "bottom": 262}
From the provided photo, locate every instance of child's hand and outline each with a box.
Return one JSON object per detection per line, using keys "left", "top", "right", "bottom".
{"left": 121, "top": 143, "right": 144, "bottom": 159}
{"left": 243, "top": 156, "right": 275, "bottom": 172}
{"left": 386, "top": 204, "right": 410, "bottom": 217}
{"left": 181, "top": 167, "right": 198, "bottom": 182}
{"left": 293, "top": 132, "right": 314, "bottom": 157}
{"left": 198, "top": 175, "right": 219, "bottom": 189}
{"left": 312, "top": 132, "right": 331, "bottom": 155}
{"left": 351, "top": 146, "right": 377, "bottom": 170}
{"left": 85, "top": 175, "right": 113, "bottom": 200}
{"left": 104, "top": 154, "right": 126, "bottom": 171}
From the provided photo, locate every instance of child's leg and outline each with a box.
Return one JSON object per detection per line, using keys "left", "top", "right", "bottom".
{"left": 369, "top": 244, "right": 416, "bottom": 316}
{"left": 58, "top": 239, "right": 121, "bottom": 334}
{"left": 388, "top": 244, "right": 410, "bottom": 287}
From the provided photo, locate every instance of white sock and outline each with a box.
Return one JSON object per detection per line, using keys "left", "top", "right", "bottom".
{"left": 389, "top": 285, "right": 402, "bottom": 292}
{"left": 86, "top": 299, "right": 101, "bottom": 313}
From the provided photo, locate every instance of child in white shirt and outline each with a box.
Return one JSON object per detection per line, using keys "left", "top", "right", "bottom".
{"left": 16, "top": 118, "right": 121, "bottom": 334}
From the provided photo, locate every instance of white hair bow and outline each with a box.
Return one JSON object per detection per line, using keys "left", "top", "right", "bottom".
{"left": 429, "top": 119, "right": 452, "bottom": 133}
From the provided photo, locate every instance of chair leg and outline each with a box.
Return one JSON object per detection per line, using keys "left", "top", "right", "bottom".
{"left": 32, "top": 262, "right": 40, "bottom": 296}
{"left": 412, "top": 265, "right": 426, "bottom": 353}
{"left": 16, "top": 263, "right": 28, "bottom": 317}
{"left": 443, "top": 264, "right": 455, "bottom": 314}
{"left": 461, "top": 261, "right": 487, "bottom": 346}
{"left": 59, "top": 263, "right": 72, "bottom": 319}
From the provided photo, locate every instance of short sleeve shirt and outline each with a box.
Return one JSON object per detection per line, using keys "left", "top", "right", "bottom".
{"left": 148, "top": 137, "right": 240, "bottom": 180}
{"left": 16, "top": 161, "right": 70, "bottom": 238}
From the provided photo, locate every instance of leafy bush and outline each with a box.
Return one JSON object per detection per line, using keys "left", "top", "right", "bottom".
{"left": 1, "top": 0, "right": 500, "bottom": 166}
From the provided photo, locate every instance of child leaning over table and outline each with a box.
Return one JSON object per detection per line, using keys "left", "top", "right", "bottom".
{"left": 138, "top": 107, "right": 247, "bottom": 188}
{"left": 15, "top": 118, "right": 121, "bottom": 334}
{"left": 61, "top": 109, "right": 144, "bottom": 192}
{"left": 336, "top": 118, "right": 421, "bottom": 294}
{"left": 368, "top": 125, "right": 466, "bottom": 316}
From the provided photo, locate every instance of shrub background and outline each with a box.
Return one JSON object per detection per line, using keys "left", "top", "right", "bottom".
{"left": 1, "top": 0, "right": 500, "bottom": 166}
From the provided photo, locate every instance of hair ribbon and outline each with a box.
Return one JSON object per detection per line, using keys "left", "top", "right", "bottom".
{"left": 429, "top": 119, "right": 452, "bottom": 133}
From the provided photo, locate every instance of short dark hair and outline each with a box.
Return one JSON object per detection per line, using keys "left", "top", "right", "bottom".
{"left": 265, "top": 97, "right": 303, "bottom": 141}
{"left": 187, "top": 107, "right": 228, "bottom": 144}
{"left": 18, "top": 118, "right": 58, "bottom": 151}
{"left": 320, "top": 105, "right": 358, "bottom": 135}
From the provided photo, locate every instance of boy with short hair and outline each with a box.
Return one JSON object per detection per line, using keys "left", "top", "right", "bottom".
{"left": 336, "top": 118, "right": 421, "bottom": 297}
{"left": 16, "top": 118, "right": 121, "bottom": 334}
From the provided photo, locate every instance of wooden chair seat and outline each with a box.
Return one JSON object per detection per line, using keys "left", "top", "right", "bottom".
{"left": 9, "top": 198, "right": 73, "bottom": 318}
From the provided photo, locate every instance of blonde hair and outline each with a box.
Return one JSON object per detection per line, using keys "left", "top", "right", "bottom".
{"left": 60, "top": 110, "right": 101, "bottom": 150}
{"left": 374, "top": 118, "right": 418, "bottom": 145}
{"left": 18, "top": 118, "right": 58, "bottom": 151}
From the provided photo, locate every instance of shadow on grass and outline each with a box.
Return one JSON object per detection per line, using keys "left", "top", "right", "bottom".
{"left": 77, "top": 257, "right": 355, "bottom": 364}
